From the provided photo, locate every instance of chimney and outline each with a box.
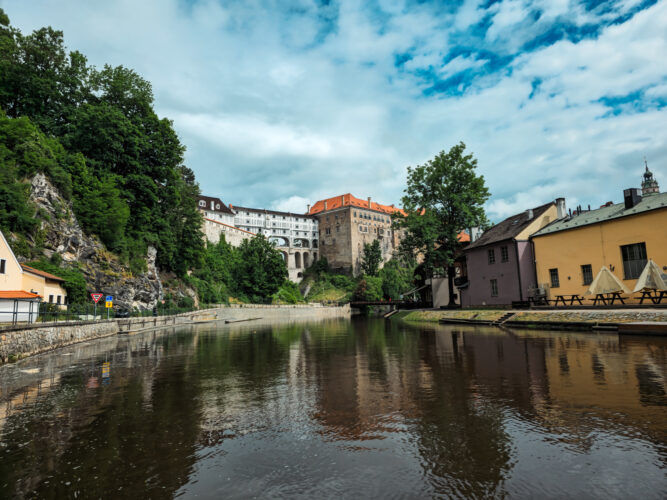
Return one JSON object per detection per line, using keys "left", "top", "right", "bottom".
{"left": 623, "top": 188, "right": 642, "bottom": 209}
{"left": 555, "top": 198, "right": 566, "bottom": 219}
{"left": 324, "top": 201, "right": 328, "bottom": 210}
{"left": 341, "top": 195, "right": 345, "bottom": 205}
{"left": 367, "top": 196, "right": 372, "bottom": 208}
{"left": 527, "top": 208, "right": 534, "bottom": 219}
{"left": 210, "top": 200, "right": 214, "bottom": 210}
{"left": 307, "top": 204, "right": 311, "bottom": 213}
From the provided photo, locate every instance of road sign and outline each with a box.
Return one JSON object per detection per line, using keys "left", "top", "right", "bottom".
{"left": 105, "top": 301, "right": 113, "bottom": 308}
{"left": 106, "top": 295, "right": 113, "bottom": 302}
{"left": 91, "top": 293, "right": 103, "bottom": 303}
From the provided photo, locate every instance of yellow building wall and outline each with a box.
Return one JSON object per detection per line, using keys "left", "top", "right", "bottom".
{"left": 43, "top": 281, "right": 68, "bottom": 304}
{"left": 0, "top": 234, "right": 24, "bottom": 291}
{"left": 533, "top": 208, "right": 667, "bottom": 301}
{"left": 21, "top": 272, "right": 45, "bottom": 296}
{"left": 516, "top": 205, "right": 558, "bottom": 240}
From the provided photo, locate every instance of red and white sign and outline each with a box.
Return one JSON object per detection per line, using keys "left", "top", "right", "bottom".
{"left": 91, "top": 293, "right": 103, "bottom": 304}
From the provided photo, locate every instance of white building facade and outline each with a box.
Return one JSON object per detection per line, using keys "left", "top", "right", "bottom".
{"left": 231, "top": 206, "right": 319, "bottom": 282}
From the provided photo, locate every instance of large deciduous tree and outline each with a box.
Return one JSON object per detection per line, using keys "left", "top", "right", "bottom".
{"left": 394, "top": 142, "right": 490, "bottom": 305}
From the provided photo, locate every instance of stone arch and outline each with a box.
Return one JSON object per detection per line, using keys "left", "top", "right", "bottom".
{"left": 269, "top": 236, "right": 290, "bottom": 247}
{"left": 313, "top": 252, "right": 317, "bottom": 262}
{"left": 295, "top": 252, "right": 301, "bottom": 268}
{"left": 312, "top": 239, "right": 318, "bottom": 248}
{"left": 293, "top": 238, "right": 309, "bottom": 248}
{"left": 303, "top": 251, "right": 310, "bottom": 268}
{"left": 280, "top": 251, "right": 288, "bottom": 266}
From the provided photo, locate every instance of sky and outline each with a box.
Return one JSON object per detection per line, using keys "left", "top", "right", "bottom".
{"left": 3, "top": 0, "right": 666, "bottom": 221}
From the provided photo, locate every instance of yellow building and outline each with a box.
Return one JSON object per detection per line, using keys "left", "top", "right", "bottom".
{"left": 531, "top": 187, "right": 667, "bottom": 302}
{"left": 1, "top": 229, "right": 68, "bottom": 322}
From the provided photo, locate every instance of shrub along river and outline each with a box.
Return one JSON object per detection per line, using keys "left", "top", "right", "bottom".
{"left": 0, "top": 317, "right": 665, "bottom": 498}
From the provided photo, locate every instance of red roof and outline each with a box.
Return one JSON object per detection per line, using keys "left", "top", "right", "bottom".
{"left": 21, "top": 265, "right": 65, "bottom": 282}
{"left": 309, "top": 194, "right": 406, "bottom": 216}
{"left": 0, "top": 291, "right": 42, "bottom": 299}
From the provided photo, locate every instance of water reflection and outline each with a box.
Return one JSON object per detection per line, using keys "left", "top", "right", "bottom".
{"left": 0, "top": 319, "right": 665, "bottom": 498}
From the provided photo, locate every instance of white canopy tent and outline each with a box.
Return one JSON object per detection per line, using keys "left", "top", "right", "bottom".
{"left": 586, "top": 266, "right": 630, "bottom": 295}
{"left": 632, "top": 259, "right": 667, "bottom": 292}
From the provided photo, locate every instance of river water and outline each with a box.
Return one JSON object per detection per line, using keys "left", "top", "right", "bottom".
{"left": 0, "top": 317, "right": 665, "bottom": 498}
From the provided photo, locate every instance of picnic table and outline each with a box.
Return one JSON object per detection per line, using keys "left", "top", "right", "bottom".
{"left": 554, "top": 294, "right": 585, "bottom": 306}
{"left": 591, "top": 292, "right": 626, "bottom": 306}
{"left": 638, "top": 290, "right": 667, "bottom": 305}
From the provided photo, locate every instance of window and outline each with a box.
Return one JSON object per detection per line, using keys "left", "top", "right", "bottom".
{"left": 198, "top": 200, "right": 205, "bottom": 207}
{"left": 49, "top": 295, "right": 54, "bottom": 303}
{"left": 501, "top": 246, "right": 509, "bottom": 262}
{"left": 0, "top": 259, "right": 5, "bottom": 274}
{"left": 549, "top": 268, "right": 560, "bottom": 288}
{"left": 581, "top": 264, "right": 593, "bottom": 285}
{"left": 57, "top": 295, "right": 61, "bottom": 304}
{"left": 336, "top": 226, "right": 340, "bottom": 232}
{"left": 621, "top": 242, "right": 647, "bottom": 279}
{"left": 488, "top": 249, "right": 495, "bottom": 264}
{"left": 490, "top": 279, "right": 498, "bottom": 297}
{"left": 325, "top": 228, "right": 331, "bottom": 235}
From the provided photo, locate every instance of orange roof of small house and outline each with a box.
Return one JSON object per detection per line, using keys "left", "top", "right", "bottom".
{"left": 21, "top": 265, "right": 65, "bottom": 282}
{"left": 0, "top": 291, "right": 42, "bottom": 299}
{"left": 309, "top": 194, "right": 406, "bottom": 216}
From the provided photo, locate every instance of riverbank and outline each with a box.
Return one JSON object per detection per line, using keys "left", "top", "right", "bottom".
{"left": 396, "top": 309, "right": 667, "bottom": 334}
{"left": 0, "top": 304, "right": 351, "bottom": 363}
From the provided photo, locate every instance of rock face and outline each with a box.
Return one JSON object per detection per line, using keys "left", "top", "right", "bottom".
{"left": 25, "top": 174, "right": 164, "bottom": 310}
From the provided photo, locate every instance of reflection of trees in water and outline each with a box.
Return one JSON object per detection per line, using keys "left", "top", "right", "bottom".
{"left": 412, "top": 331, "right": 513, "bottom": 498}
{"left": 0, "top": 330, "right": 203, "bottom": 499}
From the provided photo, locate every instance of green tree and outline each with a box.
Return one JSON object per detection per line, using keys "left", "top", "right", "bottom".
{"left": 379, "top": 258, "right": 415, "bottom": 300}
{"left": 234, "top": 236, "right": 288, "bottom": 303}
{"left": 361, "top": 240, "right": 382, "bottom": 276}
{"left": 394, "top": 142, "right": 489, "bottom": 304}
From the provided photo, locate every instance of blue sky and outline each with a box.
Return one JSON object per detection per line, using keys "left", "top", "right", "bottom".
{"left": 3, "top": 0, "right": 666, "bottom": 220}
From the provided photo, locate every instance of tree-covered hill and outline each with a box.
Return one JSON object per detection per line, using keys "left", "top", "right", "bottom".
{"left": 0, "top": 8, "right": 203, "bottom": 276}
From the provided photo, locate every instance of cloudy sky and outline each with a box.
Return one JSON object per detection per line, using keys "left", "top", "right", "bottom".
{"left": 4, "top": 0, "right": 666, "bottom": 220}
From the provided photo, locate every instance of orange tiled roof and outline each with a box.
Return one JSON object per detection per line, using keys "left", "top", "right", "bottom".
{"left": 309, "top": 194, "right": 406, "bottom": 216}
{"left": 0, "top": 291, "right": 42, "bottom": 299}
{"left": 458, "top": 231, "right": 470, "bottom": 243}
{"left": 21, "top": 265, "right": 65, "bottom": 282}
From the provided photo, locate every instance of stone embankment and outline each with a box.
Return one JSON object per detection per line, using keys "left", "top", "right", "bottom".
{"left": 398, "top": 309, "right": 667, "bottom": 334}
{"left": 1, "top": 304, "right": 351, "bottom": 363}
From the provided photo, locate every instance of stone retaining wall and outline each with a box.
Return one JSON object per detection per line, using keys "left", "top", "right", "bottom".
{"left": 0, "top": 321, "right": 118, "bottom": 363}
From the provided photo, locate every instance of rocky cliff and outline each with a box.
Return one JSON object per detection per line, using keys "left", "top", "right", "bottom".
{"left": 20, "top": 174, "right": 165, "bottom": 310}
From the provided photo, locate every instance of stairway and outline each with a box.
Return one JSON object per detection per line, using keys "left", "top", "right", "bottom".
{"left": 492, "top": 312, "right": 516, "bottom": 326}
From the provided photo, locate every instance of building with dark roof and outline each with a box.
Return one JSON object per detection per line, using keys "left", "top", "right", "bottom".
{"left": 460, "top": 200, "right": 562, "bottom": 306}
{"left": 531, "top": 183, "right": 667, "bottom": 302}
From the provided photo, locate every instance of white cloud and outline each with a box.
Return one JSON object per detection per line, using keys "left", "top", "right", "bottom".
{"left": 2, "top": 0, "right": 666, "bottom": 220}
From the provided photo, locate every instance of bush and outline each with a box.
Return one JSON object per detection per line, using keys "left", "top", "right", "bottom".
{"left": 273, "top": 281, "right": 304, "bottom": 304}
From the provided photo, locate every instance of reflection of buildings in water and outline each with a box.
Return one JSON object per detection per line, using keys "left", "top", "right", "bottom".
{"left": 455, "top": 327, "right": 667, "bottom": 450}
{"left": 535, "top": 333, "right": 667, "bottom": 445}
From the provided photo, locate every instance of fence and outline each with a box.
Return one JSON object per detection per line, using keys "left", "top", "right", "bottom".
{"left": 0, "top": 300, "right": 210, "bottom": 327}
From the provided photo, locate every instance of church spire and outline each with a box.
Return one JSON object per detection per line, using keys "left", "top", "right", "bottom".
{"left": 641, "top": 158, "right": 659, "bottom": 196}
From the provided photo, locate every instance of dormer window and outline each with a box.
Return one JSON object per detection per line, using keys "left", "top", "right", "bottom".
{"left": 199, "top": 200, "right": 205, "bottom": 207}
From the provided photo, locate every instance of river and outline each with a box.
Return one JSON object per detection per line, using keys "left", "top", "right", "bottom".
{"left": 0, "top": 317, "right": 665, "bottom": 498}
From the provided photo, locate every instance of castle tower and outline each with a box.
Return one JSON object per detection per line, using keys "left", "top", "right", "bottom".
{"left": 641, "top": 160, "right": 660, "bottom": 196}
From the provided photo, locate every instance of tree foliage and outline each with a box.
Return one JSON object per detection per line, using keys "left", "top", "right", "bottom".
{"left": 394, "top": 142, "right": 489, "bottom": 276}
{"left": 0, "top": 9, "right": 204, "bottom": 275}
{"left": 361, "top": 240, "right": 382, "bottom": 277}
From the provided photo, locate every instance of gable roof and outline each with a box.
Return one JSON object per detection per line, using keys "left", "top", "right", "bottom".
{"left": 309, "top": 193, "right": 406, "bottom": 216}
{"left": 466, "top": 201, "right": 555, "bottom": 250}
{"left": 532, "top": 192, "right": 667, "bottom": 238}
{"left": 21, "top": 265, "right": 65, "bottom": 282}
{"left": 197, "top": 195, "right": 235, "bottom": 215}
